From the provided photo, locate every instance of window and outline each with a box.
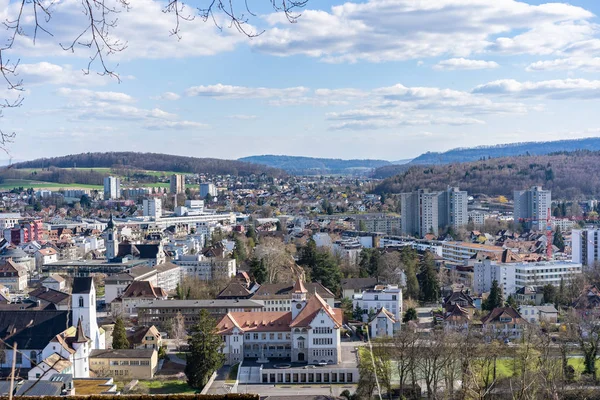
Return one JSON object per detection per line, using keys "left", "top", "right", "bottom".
{"left": 15, "top": 353, "right": 22, "bottom": 364}
{"left": 79, "top": 297, "right": 84, "bottom": 308}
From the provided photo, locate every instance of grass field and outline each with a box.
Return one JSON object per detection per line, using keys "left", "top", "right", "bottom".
{"left": 0, "top": 179, "right": 102, "bottom": 190}
{"left": 135, "top": 380, "right": 195, "bottom": 394}
{"left": 19, "top": 167, "right": 187, "bottom": 177}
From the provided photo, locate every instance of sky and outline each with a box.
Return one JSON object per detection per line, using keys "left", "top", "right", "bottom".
{"left": 2, "top": 0, "right": 600, "bottom": 162}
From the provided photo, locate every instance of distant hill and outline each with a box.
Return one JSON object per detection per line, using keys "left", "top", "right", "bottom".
{"left": 239, "top": 155, "right": 391, "bottom": 175}
{"left": 14, "top": 152, "right": 285, "bottom": 177}
{"left": 373, "top": 150, "right": 600, "bottom": 199}
{"left": 409, "top": 137, "right": 600, "bottom": 165}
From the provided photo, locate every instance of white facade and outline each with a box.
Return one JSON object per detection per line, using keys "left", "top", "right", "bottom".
{"left": 514, "top": 186, "right": 551, "bottom": 231}
{"left": 474, "top": 260, "right": 582, "bottom": 296}
{"left": 572, "top": 229, "right": 600, "bottom": 266}
{"left": 0, "top": 213, "right": 20, "bottom": 230}
{"left": 143, "top": 198, "right": 163, "bottom": 219}
{"left": 103, "top": 176, "right": 121, "bottom": 200}
{"left": 175, "top": 254, "right": 236, "bottom": 281}
{"left": 200, "top": 183, "right": 218, "bottom": 198}
{"left": 72, "top": 279, "right": 105, "bottom": 350}
{"left": 352, "top": 285, "right": 402, "bottom": 322}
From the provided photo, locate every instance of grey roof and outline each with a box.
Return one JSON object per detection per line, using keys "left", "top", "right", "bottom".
{"left": 29, "top": 287, "right": 70, "bottom": 305}
{"left": 537, "top": 305, "right": 558, "bottom": 313}
{"left": 72, "top": 277, "right": 93, "bottom": 294}
{"left": 1, "top": 247, "right": 29, "bottom": 259}
{"left": 90, "top": 348, "right": 155, "bottom": 359}
{"left": 252, "top": 282, "right": 335, "bottom": 300}
{"left": 0, "top": 310, "right": 70, "bottom": 349}
{"left": 341, "top": 277, "right": 378, "bottom": 291}
{"left": 137, "top": 299, "right": 264, "bottom": 309}
{"left": 155, "top": 262, "right": 180, "bottom": 273}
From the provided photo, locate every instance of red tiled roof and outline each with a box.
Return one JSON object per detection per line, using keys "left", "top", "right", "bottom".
{"left": 290, "top": 292, "right": 342, "bottom": 328}
{"left": 217, "top": 312, "right": 291, "bottom": 334}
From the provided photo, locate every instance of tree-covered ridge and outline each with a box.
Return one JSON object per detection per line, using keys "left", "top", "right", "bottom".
{"left": 373, "top": 150, "right": 600, "bottom": 199}
{"left": 409, "top": 137, "right": 600, "bottom": 165}
{"left": 14, "top": 152, "right": 286, "bottom": 177}
{"left": 239, "top": 155, "right": 391, "bottom": 175}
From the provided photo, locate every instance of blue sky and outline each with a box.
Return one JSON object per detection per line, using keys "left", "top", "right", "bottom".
{"left": 2, "top": 0, "right": 600, "bottom": 161}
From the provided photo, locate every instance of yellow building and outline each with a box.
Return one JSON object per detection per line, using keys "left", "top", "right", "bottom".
{"left": 89, "top": 349, "right": 158, "bottom": 379}
{"left": 127, "top": 325, "right": 162, "bottom": 350}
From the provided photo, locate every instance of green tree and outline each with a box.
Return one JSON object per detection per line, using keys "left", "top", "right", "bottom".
{"left": 246, "top": 226, "right": 257, "bottom": 242}
{"left": 553, "top": 227, "right": 565, "bottom": 252}
{"left": 543, "top": 284, "right": 557, "bottom": 305}
{"left": 232, "top": 235, "right": 247, "bottom": 264}
{"left": 298, "top": 238, "right": 318, "bottom": 268}
{"left": 483, "top": 280, "right": 503, "bottom": 311}
{"left": 418, "top": 252, "right": 439, "bottom": 302}
{"left": 505, "top": 294, "right": 517, "bottom": 309}
{"left": 405, "top": 263, "right": 420, "bottom": 300}
{"left": 312, "top": 250, "right": 342, "bottom": 295}
{"left": 353, "top": 303, "right": 364, "bottom": 321}
{"left": 402, "top": 307, "right": 418, "bottom": 323}
{"left": 185, "top": 310, "right": 225, "bottom": 389}
{"left": 112, "top": 317, "right": 129, "bottom": 349}
{"left": 358, "top": 249, "right": 372, "bottom": 278}
{"left": 249, "top": 258, "right": 267, "bottom": 284}
{"left": 340, "top": 297, "right": 354, "bottom": 321}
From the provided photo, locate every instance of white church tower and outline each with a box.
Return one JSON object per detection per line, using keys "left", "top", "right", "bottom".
{"left": 72, "top": 277, "right": 105, "bottom": 349}
{"left": 104, "top": 214, "right": 119, "bottom": 260}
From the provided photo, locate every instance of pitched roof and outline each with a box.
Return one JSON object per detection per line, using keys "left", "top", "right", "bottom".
{"left": 155, "top": 262, "right": 180, "bottom": 273}
{"left": 217, "top": 312, "right": 292, "bottom": 334}
{"left": 443, "top": 291, "right": 475, "bottom": 308}
{"left": 0, "top": 310, "right": 70, "bottom": 349}
{"left": 481, "top": 306, "right": 526, "bottom": 325}
{"left": 370, "top": 307, "right": 396, "bottom": 323}
{"left": 0, "top": 259, "right": 26, "bottom": 276}
{"left": 72, "top": 277, "right": 93, "bottom": 294}
{"left": 74, "top": 318, "right": 89, "bottom": 343}
{"left": 118, "top": 243, "right": 163, "bottom": 259}
{"left": 42, "top": 273, "right": 65, "bottom": 283}
{"left": 216, "top": 282, "right": 251, "bottom": 298}
{"left": 121, "top": 281, "right": 167, "bottom": 299}
{"left": 29, "top": 287, "right": 70, "bottom": 306}
{"left": 253, "top": 282, "right": 334, "bottom": 300}
{"left": 290, "top": 292, "right": 343, "bottom": 328}
{"left": 293, "top": 278, "right": 307, "bottom": 294}
{"left": 341, "top": 277, "right": 378, "bottom": 291}
{"left": 90, "top": 349, "right": 156, "bottom": 359}
{"left": 39, "top": 352, "right": 73, "bottom": 372}
{"left": 127, "top": 326, "right": 160, "bottom": 345}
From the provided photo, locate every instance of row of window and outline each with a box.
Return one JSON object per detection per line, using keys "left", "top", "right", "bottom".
{"left": 313, "top": 327, "right": 332, "bottom": 335}
{"left": 312, "top": 349, "right": 334, "bottom": 357}
{"left": 245, "top": 333, "right": 291, "bottom": 341}
{"left": 109, "top": 360, "right": 150, "bottom": 366}
{"left": 313, "top": 338, "right": 333, "bottom": 345}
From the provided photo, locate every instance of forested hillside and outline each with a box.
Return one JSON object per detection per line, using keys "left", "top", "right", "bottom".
{"left": 409, "top": 137, "right": 600, "bottom": 165}
{"left": 14, "top": 152, "right": 285, "bottom": 177}
{"left": 373, "top": 151, "right": 600, "bottom": 199}
{"left": 239, "top": 155, "right": 390, "bottom": 175}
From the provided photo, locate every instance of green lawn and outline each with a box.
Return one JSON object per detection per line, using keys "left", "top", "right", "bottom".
{"left": 0, "top": 179, "right": 102, "bottom": 190}
{"left": 136, "top": 380, "right": 195, "bottom": 394}
{"left": 226, "top": 363, "right": 240, "bottom": 384}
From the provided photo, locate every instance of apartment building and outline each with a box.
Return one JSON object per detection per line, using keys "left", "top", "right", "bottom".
{"left": 175, "top": 254, "right": 236, "bottom": 281}
{"left": 355, "top": 215, "right": 401, "bottom": 235}
{"left": 513, "top": 186, "right": 551, "bottom": 231}
{"left": 352, "top": 284, "right": 402, "bottom": 323}
{"left": 103, "top": 177, "right": 121, "bottom": 200}
{"left": 200, "top": 182, "right": 218, "bottom": 198}
{"left": 401, "top": 188, "right": 468, "bottom": 237}
{"left": 572, "top": 229, "right": 600, "bottom": 266}
{"left": 143, "top": 198, "right": 162, "bottom": 219}
{"left": 169, "top": 174, "right": 185, "bottom": 194}
{"left": 442, "top": 241, "right": 505, "bottom": 266}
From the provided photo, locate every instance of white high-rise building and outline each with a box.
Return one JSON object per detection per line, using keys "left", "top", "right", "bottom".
{"left": 103, "top": 176, "right": 121, "bottom": 200}
{"left": 439, "top": 187, "right": 468, "bottom": 231}
{"left": 143, "top": 198, "right": 163, "bottom": 219}
{"left": 572, "top": 229, "right": 600, "bottom": 266}
{"left": 170, "top": 174, "right": 185, "bottom": 194}
{"left": 514, "top": 186, "right": 552, "bottom": 231}
{"left": 200, "top": 182, "right": 218, "bottom": 199}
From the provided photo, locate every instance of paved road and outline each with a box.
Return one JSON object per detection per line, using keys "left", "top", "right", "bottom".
{"left": 205, "top": 366, "right": 233, "bottom": 395}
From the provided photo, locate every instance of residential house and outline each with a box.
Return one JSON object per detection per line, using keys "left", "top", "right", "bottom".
{"left": 111, "top": 281, "right": 168, "bottom": 317}
{"left": 481, "top": 306, "right": 527, "bottom": 341}
{"left": 29, "top": 287, "right": 71, "bottom": 310}
{"left": 352, "top": 284, "right": 402, "bottom": 323}
{"left": 514, "top": 286, "right": 544, "bottom": 306}
{"left": 40, "top": 274, "right": 66, "bottom": 291}
{"left": 341, "top": 277, "right": 378, "bottom": 300}
{"left": 126, "top": 326, "right": 162, "bottom": 350}
{"left": 35, "top": 248, "right": 59, "bottom": 270}
{"left": 104, "top": 266, "right": 158, "bottom": 304}
{"left": 0, "top": 259, "right": 27, "bottom": 291}
{"left": 89, "top": 349, "right": 158, "bottom": 379}
{"left": 368, "top": 307, "right": 396, "bottom": 338}
{"left": 518, "top": 305, "right": 559, "bottom": 324}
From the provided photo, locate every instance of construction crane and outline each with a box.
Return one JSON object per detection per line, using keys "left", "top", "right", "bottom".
{"left": 518, "top": 208, "right": 553, "bottom": 260}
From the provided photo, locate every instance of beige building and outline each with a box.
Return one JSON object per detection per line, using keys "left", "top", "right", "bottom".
{"left": 0, "top": 259, "right": 27, "bottom": 291}
{"left": 89, "top": 349, "right": 158, "bottom": 379}
{"left": 127, "top": 325, "right": 163, "bottom": 350}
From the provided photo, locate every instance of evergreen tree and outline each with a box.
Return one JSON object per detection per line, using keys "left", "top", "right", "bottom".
{"left": 232, "top": 235, "right": 247, "bottom": 264}
{"left": 418, "top": 252, "right": 439, "bottom": 302}
{"left": 553, "top": 227, "right": 565, "bottom": 252}
{"left": 353, "top": 303, "right": 364, "bottom": 321}
{"left": 312, "top": 250, "right": 342, "bottom": 295}
{"left": 358, "top": 249, "right": 372, "bottom": 278}
{"left": 483, "top": 280, "right": 503, "bottom": 311}
{"left": 298, "top": 238, "right": 318, "bottom": 268}
{"left": 404, "top": 263, "right": 420, "bottom": 300}
{"left": 543, "top": 284, "right": 557, "bottom": 305}
{"left": 249, "top": 258, "right": 267, "bottom": 284}
{"left": 369, "top": 250, "right": 381, "bottom": 278}
{"left": 402, "top": 307, "right": 418, "bottom": 323}
{"left": 112, "top": 317, "right": 129, "bottom": 349}
{"left": 505, "top": 294, "right": 517, "bottom": 309}
{"left": 246, "top": 226, "right": 257, "bottom": 242}
{"left": 175, "top": 283, "right": 183, "bottom": 300}
{"left": 185, "top": 310, "right": 225, "bottom": 389}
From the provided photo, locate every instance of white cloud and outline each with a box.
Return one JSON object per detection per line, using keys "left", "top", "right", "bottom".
{"left": 16, "top": 62, "right": 111, "bottom": 86}
{"left": 228, "top": 114, "right": 257, "bottom": 120}
{"left": 526, "top": 57, "right": 600, "bottom": 72}
{"left": 434, "top": 58, "right": 499, "bottom": 70}
{"left": 152, "top": 92, "right": 181, "bottom": 101}
{"left": 57, "top": 88, "right": 135, "bottom": 103}
{"left": 472, "top": 78, "right": 600, "bottom": 98}
{"left": 328, "top": 114, "right": 485, "bottom": 130}
{"left": 185, "top": 83, "right": 309, "bottom": 99}
{"left": 144, "top": 120, "right": 209, "bottom": 130}
{"left": 253, "top": 0, "right": 595, "bottom": 63}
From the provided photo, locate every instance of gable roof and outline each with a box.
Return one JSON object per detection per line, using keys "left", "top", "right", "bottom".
{"left": 217, "top": 312, "right": 291, "bottom": 334}
{"left": 253, "top": 282, "right": 335, "bottom": 300}
{"left": 370, "top": 307, "right": 396, "bottom": 323}
{"left": 481, "top": 306, "right": 526, "bottom": 325}
{"left": 127, "top": 325, "right": 160, "bottom": 345}
{"left": 341, "top": 277, "right": 378, "bottom": 291}
{"left": 443, "top": 291, "right": 475, "bottom": 308}
{"left": 290, "top": 292, "right": 342, "bottom": 328}
{"left": 0, "top": 259, "right": 26, "bottom": 276}
{"left": 0, "top": 310, "right": 70, "bottom": 349}
{"left": 90, "top": 349, "right": 155, "bottom": 359}
{"left": 117, "top": 243, "right": 163, "bottom": 259}
{"left": 121, "top": 281, "right": 167, "bottom": 299}
{"left": 217, "top": 282, "right": 251, "bottom": 298}
{"left": 29, "top": 287, "right": 70, "bottom": 306}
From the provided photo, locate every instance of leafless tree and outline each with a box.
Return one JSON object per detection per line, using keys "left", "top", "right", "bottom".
{"left": 170, "top": 311, "right": 187, "bottom": 351}
{"left": 254, "top": 236, "right": 294, "bottom": 283}
{"left": 0, "top": 0, "right": 308, "bottom": 152}
{"left": 392, "top": 328, "right": 421, "bottom": 394}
